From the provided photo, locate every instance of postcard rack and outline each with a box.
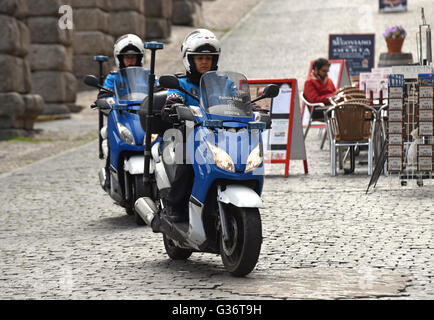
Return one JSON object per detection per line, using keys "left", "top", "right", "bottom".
{"left": 387, "top": 73, "right": 434, "bottom": 186}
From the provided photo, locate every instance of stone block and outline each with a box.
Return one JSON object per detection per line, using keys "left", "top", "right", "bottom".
{"left": 26, "top": 17, "right": 72, "bottom": 45}
{"left": 70, "top": 0, "right": 108, "bottom": 11}
{"left": 21, "top": 94, "right": 45, "bottom": 129}
{"left": 0, "top": 91, "right": 26, "bottom": 130}
{"left": 67, "top": 103, "right": 84, "bottom": 113}
{"left": 0, "top": 54, "right": 31, "bottom": 93}
{"left": 145, "top": 17, "right": 171, "bottom": 40}
{"left": 0, "top": 0, "right": 28, "bottom": 19}
{"left": 29, "top": 44, "right": 73, "bottom": 72}
{"left": 26, "top": 0, "right": 72, "bottom": 17}
{"left": 73, "top": 8, "right": 109, "bottom": 33}
{"left": 74, "top": 54, "right": 114, "bottom": 81}
{"left": 73, "top": 31, "right": 112, "bottom": 56}
{"left": 109, "top": 11, "right": 145, "bottom": 39}
{"left": 32, "top": 71, "right": 77, "bottom": 103}
{"left": 144, "top": 0, "right": 172, "bottom": 19}
{"left": 0, "top": 15, "right": 30, "bottom": 57}
{"left": 41, "top": 103, "right": 71, "bottom": 116}
{"left": 108, "top": 0, "right": 144, "bottom": 14}
{"left": 172, "top": 0, "right": 202, "bottom": 26}
{"left": 0, "top": 92, "right": 25, "bottom": 118}
{"left": 22, "top": 94, "right": 44, "bottom": 116}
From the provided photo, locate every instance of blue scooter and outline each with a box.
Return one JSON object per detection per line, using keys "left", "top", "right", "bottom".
{"left": 135, "top": 70, "right": 278, "bottom": 276}
{"left": 84, "top": 66, "right": 160, "bottom": 225}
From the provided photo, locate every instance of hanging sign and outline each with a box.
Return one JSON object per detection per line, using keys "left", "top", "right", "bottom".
{"left": 329, "top": 34, "right": 375, "bottom": 77}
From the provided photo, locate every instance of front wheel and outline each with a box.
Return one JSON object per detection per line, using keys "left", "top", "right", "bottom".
{"left": 125, "top": 175, "right": 146, "bottom": 225}
{"left": 220, "top": 205, "right": 262, "bottom": 277}
{"left": 163, "top": 234, "right": 192, "bottom": 260}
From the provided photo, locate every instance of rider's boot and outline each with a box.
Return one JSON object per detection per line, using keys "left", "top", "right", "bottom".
{"left": 162, "top": 199, "right": 186, "bottom": 223}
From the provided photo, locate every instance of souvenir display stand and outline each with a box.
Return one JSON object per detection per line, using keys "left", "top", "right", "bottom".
{"left": 386, "top": 72, "right": 434, "bottom": 186}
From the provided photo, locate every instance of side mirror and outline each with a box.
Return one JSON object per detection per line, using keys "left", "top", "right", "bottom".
{"left": 159, "top": 75, "right": 181, "bottom": 90}
{"left": 251, "top": 84, "right": 280, "bottom": 103}
{"left": 262, "top": 84, "right": 280, "bottom": 99}
{"left": 84, "top": 75, "right": 100, "bottom": 88}
{"left": 84, "top": 75, "right": 115, "bottom": 95}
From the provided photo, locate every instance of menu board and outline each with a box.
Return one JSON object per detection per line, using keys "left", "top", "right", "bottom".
{"left": 248, "top": 79, "right": 308, "bottom": 177}
{"left": 329, "top": 34, "right": 375, "bottom": 76}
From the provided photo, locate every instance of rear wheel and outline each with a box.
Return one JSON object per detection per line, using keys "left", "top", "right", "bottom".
{"left": 220, "top": 205, "right": 262, "bottom": 277}
{"left": 163, "top": 234, "right": 192, "bottom": 260}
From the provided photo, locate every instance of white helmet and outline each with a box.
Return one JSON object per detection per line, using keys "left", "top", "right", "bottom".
{"left": 113, "top": 34, "right": 145, "bottom": 68}
{"left": 181, "top": 29, "right": 220, "bottom": 74}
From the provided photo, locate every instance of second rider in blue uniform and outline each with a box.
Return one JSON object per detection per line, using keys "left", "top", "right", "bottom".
{"left": 97, "top": 34, "right": 146, "bottom": 190}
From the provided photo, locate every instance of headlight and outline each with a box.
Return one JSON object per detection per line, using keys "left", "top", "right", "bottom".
{"left": 245, "top": 143, "right": 263, "bottom": 173}
{"left": 206, "top": 142, "right": 235, "bottom": 172}
{"left": 143, "top": 134, "right": 159, "bottom": 145}
{"left": 116, "top": 122, "right": 135, "bottom": 145}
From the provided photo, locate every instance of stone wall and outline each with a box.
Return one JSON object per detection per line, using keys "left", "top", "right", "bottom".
{"left": 26, "top": 0, "right": 78, "bottom": 116}
{"left": 144, "top": 0, "right": 172, "bottom": 40}
{"left": 0, "top": 0, "right": 203, "bottom": 137}
{"left": 0, "top": 0, "right": 44, "bottom": 140}
{"left": 71, "top": 0, "right": 114, "bottom": 91}
{"left": 172, "top": 0, "right": 202, "bottom": 26}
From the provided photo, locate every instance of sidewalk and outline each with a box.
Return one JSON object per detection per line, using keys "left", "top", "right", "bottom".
{"left": 0, "top": 0, "right": 260, "bottom": 175}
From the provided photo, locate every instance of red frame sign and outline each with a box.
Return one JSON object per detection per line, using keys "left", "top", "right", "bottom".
{"left": 248, "top": 78, "right": 308, "bottom": 177}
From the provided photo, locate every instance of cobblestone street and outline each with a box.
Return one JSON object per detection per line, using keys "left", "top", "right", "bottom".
{"left": 0, "top": 129, "right": 432, "bottom": 299}
{"left": 0, "top": 0, "right": 433, "bottom": 300}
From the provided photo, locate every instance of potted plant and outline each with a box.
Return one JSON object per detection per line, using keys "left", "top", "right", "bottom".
{"left": 383, "top": 25, "right": 407, "bottom": 54}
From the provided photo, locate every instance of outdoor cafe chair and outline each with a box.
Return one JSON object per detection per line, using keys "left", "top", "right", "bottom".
{"left": 324, "top": 102, "right": 377, "bottom": 176}
{"left": 300, "top": 91, "right": 328, "bottom": 149}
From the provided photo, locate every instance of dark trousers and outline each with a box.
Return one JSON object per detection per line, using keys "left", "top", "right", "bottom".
{"left": 165, "top": 123, "right": 194, "bottom": 210}
{"left": 166, "top": 164, "right": 194, "bottom": 210}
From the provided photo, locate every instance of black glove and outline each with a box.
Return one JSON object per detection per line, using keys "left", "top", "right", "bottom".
{"left": 251, "top": 102, "right": 269, "bottom": 112}
{"left": 162, "top": 103, "right": 184, "bottom": 123}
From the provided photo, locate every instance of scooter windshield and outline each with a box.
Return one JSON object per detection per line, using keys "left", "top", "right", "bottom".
{"left": 114, "top": 67, "right": 150, "bottom": 102}
{"left": 200, "top": 71, "right": 252, "bottom": 118}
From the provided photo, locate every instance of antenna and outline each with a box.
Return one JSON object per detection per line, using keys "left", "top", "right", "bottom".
{"left": 421, "top": 8, "right": 426, "bottom": 25}
{"left": 417, "top": 7, "right": 432, "bottom": 65}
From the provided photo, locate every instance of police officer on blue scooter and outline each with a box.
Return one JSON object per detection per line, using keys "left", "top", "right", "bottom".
{"left": 160, "top": 29, "right": 222, "bottom": 223}
{"left": 98, "top": 34, "right": 146, "bottom": 190}
{"left": 160, "top": 29, "right": 264, "bottom": 223}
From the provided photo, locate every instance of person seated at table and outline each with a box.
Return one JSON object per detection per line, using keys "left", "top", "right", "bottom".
{"left": 303, "top": 58, "right": 337, "bottom": 119}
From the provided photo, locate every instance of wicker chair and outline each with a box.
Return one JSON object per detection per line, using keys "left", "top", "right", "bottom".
{"left": 324, "top": 102, "right": 377, "bottom": 176}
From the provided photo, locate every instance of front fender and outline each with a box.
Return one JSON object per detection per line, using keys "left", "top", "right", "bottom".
{"left": 124, "top": 155, "right": 154, "bottom": 175}
{"left": 217, "top": 184, "right": 263, "bottom": 208}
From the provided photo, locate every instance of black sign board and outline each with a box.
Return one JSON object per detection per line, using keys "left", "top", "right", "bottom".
{"left": 329, "top": 34, "right": 375, "bottom": 77}
{"left": 379, "top": 0, "right": 407, "bottom": 12}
